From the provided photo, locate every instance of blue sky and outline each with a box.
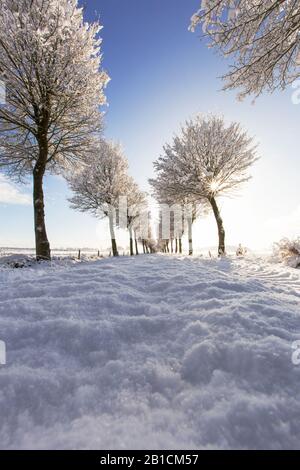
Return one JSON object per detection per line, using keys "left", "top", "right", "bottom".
{"left": 0, "top": 0, "right": 299, "bottom": 251}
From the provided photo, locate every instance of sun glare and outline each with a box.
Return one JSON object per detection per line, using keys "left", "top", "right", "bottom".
{"left": 210, "top": 180, "right": 220, "bottom": 192}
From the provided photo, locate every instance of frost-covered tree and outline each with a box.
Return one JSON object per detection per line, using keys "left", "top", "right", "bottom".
{"left": 68, "top": 140, "right": 134, "bottom": 257}
{"left": 0, "top": 0, "right": 108, "bottom": 260}
{"left": 190, "top": 1, "right": 300, "bottom": 99}
{"left": 150, "top": 170, "right": 202, "bottom": 256}
{"left": 152, "top": 115, "right": 257, "bottom": 255}
{"left": 151, "top": 178, "right": 179, "bottom": 253}
{"left": 119, "top": 182, "right": 147, "bottom": 257}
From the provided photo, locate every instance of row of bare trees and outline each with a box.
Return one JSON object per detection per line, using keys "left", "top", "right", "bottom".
{"left": 0, "top": 1, "right": 298, "bottom": 259}
{"left": 0, "top": 0, "right": 152, "bottom": 259}
{"left": 0, "top": 0, "right": 157, "bottom": 259}
{"left": 67, "top": 139, "right": 154, "bottom": 257}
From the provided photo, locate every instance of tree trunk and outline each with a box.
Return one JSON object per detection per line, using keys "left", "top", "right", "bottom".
{"left": 33, "top": 160, "right": 50, "bottom": 261}
{"left": 188, "top": 218, "right": 193, "bottom": 256}
{"left": 129, "top": 226, "right": 134, "bottom": 256}
{"left": 109, "top": 214, "right": 119, "bottom": 257}
{"left": 179, "top": 238, "right": 182, "bottom": 254}
{"left": 135, "top": 232, "right": 139, "bottom": 255}
{"left": 209, "top": 196, "right": 226, "bottom": 256}
{"left": 175, "top": 238, "right": 178, "bottom": 254}
{"left": 32, "top": 105, "right": 51, "bottom": 261}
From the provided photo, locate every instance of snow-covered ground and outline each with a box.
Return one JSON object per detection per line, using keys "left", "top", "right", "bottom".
{"left": 0, "top": 247, "right": 110, "bottom": 260}
{"left": 0, "top": 254, "right": 300, "bottom": 450}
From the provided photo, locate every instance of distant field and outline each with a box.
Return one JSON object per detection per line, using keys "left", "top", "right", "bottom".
{"left": 0, "top": 245, "right": 269, "bottom": 259}
{"left": 0, "top": 247, "right": 111, "bottom": 259}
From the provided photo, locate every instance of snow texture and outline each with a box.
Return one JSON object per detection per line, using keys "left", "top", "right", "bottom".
{"left": 0, "top": 254, "right": 300, "bottom": 450}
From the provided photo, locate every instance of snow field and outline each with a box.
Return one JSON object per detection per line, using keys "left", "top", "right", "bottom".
{"left": 0, "top": 254, "right": 300, "bottom": 449}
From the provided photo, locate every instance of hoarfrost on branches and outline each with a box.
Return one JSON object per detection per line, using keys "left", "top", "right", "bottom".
{"left": 0, "top": 0, "right": 108, "bottom": 259}
{"left": 190, "top": 1, "right": 300, "bottom": 98}
{"left": 68, "top": 140, "right": 145, "bottom": 256}
{"left": 151, "top": 114, "right": 258, "bottom": 254}
{"left": 274, "top": 238, "right": 300, "bottom": 268}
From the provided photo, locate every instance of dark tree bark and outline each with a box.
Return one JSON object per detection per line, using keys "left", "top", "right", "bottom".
{"left": 175, "top": 238, "right": 178, "bottom": 254}
{"left": 209, "top": 196, "right": 226, "bottom": 256}
{"left": 135, "top": 232, "right": 139, "bottom": 255}
{"left": 33, "top": 167, "right": 50, "bottom": 261}
{"left": 33, "top": 131, "right": 51, "bottom": 261}
{"left": 129, "top": 226, "right": 134, "bottom": 256}
{"left": 179, "top": 238, "right": 182, "bottom": 254}
{"left": 109, "top": 214, "right": 119, "bottom": 257}
{"left": 188, "top": 218, "right": 193, "bottom": 256}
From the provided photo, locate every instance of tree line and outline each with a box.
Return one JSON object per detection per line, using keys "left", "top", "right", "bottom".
{"left": 0, "top": 0, "right": 297, "bottom": 260}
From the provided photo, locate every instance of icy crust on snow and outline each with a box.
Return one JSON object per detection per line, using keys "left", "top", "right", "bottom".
{"left": 0, "top": 255, "right": 300, "bottom": 449}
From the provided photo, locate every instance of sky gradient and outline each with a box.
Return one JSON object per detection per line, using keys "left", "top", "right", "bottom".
{"left": 0, "top": 0, "right": 299, "bottom": 251}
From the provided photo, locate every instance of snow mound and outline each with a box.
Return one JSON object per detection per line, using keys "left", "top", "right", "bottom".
{"left": 0, "top": 255, "right": 300, "bottom": 449}
{"left": 0, "top": 254, "right": 36, "bottom": 269}
{"left": 0, "top": 254, "right": 103, "bottom": 270}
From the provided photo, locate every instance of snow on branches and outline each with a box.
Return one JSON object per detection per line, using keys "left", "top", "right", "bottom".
{"left": 274, "top": 238, "right": 300, "bottom": 268}
{"left": 151, "top": 114, "right": 258, "bottom": 254}
{"left": 68, "top": 140, "right": 148, "bottom": 256}
{"left": 153, "top": 115, "right": 257, "bottom": 200}
{"left": 0, "top": 0, "right": 108, "bottom": 175}
{"left": 68, "top": 141, "right": 130, "bottom": 218}
{"left": 0, "top": 0, "right": 109, "bottom": 260}
{"left": 190, "top": 1, "right": 300, "bottom": 98}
